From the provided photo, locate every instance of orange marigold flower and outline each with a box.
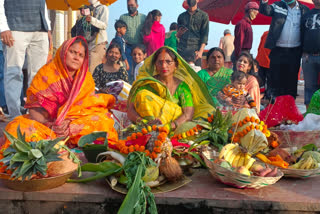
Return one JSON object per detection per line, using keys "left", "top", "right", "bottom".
{"left": 251, "top": 124, "right": 255, "bottom": 130}
{"left": 243, "top": 129, "right": 248, "bottom": 135}
{"left": 151, "top": 152, "right": 157, "bottom": 159}
{"left": 239, "top": 121, "right": 243, "bottom": 127}
{"left": 162, "top": 126, "right": 170, "bottom": 134}
{"left": 186, "top": 131, "right": 191, "bottom": 137}
{"left": 255, "top": 119, "right": 260, "bottom": 124}
{"left": 251, "top": 117, "right": 255, "bottom": 122}
{"left": 131, "top": 133, "right": 137, "bottom": 140}
{"left": 190, "top": 130, "right": 195, "bottom": 136}
{"left": 142, "top": 128, "right": 148, "bottom": 134}
{"left": 153, "top": 147, "right": 161, "bottom": 153}
{"left": 137, "top": 132, "right": 143, "bottom": 137}
{"left": 145, "top": 150, "right": 150, "bottom": 156}
{"left": 129, "top": 145, "right": 135, "bottom": 153}
{"left": 233, "top": 137, "right": 240, "bottom": 142}
{"left": 152, "top": 125, "right": 157, "bottom": 131}
{"left": 239, "top": 132, "right": 244, "bottom": 137}
{"left": 208, "top": 117, "right": 213, "bottom": 123}
{"left": 155, "top": 140, "right": 162, "bottom": 147}
{"left": 246, "top": 126, "right": 251, "bottom": 132}
{"left": 228, "top": 129, "right": 233, "bottom": 134}
{"left": 193, "top": 127, "right": 198, "bottom": 132}
{"left": 127, "top": 136, "right": 132, "bottom": 141}
{"left": 211, "top": 114, "right": 214, "bottom": 120}
{"left": 246, "top": 116, "right": 250, "bottom": 122}
{"left": 134, "top": 144, "right": 140, "bottom": 151}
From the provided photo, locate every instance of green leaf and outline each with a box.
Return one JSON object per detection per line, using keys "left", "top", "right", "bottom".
{"left": 29, "top": 149, "right": 43, "bottom": 159}
{"left": 68, "top": 167, "right": 121, "bottom": 183}
{"left": 187, "top": 152, "right": 206, "bottom": 168}
{"left": 42, "top": 137, "right": 64, "bottom": 155}
{"left": 78, "top": 132, "right": 108, "bottom": 148}
{"left": 118, "top": 164, "right": 143, "bottom": 214}
{"left": 17, "top": 160, "right": 34, "bottom": 179}
{"left": 302, "top": 144, "right": 318, "bottom": 151}
{"left": 16, "top": 125, "right": 26, "bottom": 142}
{"left": 81, "top": 161, "right": 120, "bottom": 173}
{"left": 0, "top": 154, "right": 14, "bottom": 165}
{"left": 3, "top": 147, "right": 16, "bottom": 156}
{"left": 11, "top": 152, "right": 29, "bottom": 162}
{"left": 3, "top": 130, "right": 32, "bottom": 153}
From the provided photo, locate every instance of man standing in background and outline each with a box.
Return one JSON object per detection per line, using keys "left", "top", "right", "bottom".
{"left": 0, "top": 39, "right": 6, "bottom": 115}
{"left": 219, "top": 29, "right": 234, "bottom": 68}
{"left": 177, "top": 0, "right": 209, "bottom": 67}
{"left": 301, "top": 0, "right": 320, "bottom": 109}
{"left": 259, "top": 0, "right": 309, "bottom": 100}
{"left": 232, "top": 1, "right": 259, "bottom": 67}
{"left": 87, "top": 0, "right": 109, "bottom": 73}
{"left": 0, "top": 0, "right": 51, "bottom": 118}
{"left": 120, "top": 0, "right": 146, "bottom": 83}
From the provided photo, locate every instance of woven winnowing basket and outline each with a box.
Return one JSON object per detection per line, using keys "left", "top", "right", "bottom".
{"left": 281, "top": 167, "right": 320, "bottom": 178}
{"left": 272, "top": 130, "right": 320, "bottom": 148}
{"left": 202, "top": 152, "right": 284, "bottom": 189}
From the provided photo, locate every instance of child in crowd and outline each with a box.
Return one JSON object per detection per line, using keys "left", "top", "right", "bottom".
{"left": 111, "top": 20, "right": 129, "bottom": 71}
{"left": 165, "top": 22, "right": 178, "bottom": 51}
{"left": 218, "top": 71, "right": 256, "bottom": 110}
{"left": 183, "top": 50, "right": 201, "bottom": 72}
{"left": 132, "top": 44, "right": 147, "bottom": 80}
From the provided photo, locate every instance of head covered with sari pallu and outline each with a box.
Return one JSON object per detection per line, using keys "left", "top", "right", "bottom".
{"left": 129, "top": 46, "right": 215, "bottom": 120}
{"left": 3, "top": 36, "right": 118, "bottom": 148}
{"left": 25, "top": 36, "right": 89, "bottom": 125}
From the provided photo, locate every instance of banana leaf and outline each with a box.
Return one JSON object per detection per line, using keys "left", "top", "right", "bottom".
{"left": 78, "top": 132, "right": 108, "bottom": 148}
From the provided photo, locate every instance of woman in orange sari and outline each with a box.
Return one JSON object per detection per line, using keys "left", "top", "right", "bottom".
{"left": 1, "top": 36, "right": 118, "bottom": 150}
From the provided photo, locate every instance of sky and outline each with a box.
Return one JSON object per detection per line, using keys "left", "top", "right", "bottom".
{"left": 106, "top": 0, "right": 269, "bottom": 57}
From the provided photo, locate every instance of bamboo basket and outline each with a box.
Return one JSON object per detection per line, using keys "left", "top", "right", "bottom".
{"left": 281, "top": 167, "right": 320, "bottom": 178}
{"left": 278, "top": 148, "right": 320, "bottom": 178}
{"left": 272, "top": 130, "right": 320, "bottom": 148}
{"left": 202, "top": 151, "right": 283, "bottom": 189}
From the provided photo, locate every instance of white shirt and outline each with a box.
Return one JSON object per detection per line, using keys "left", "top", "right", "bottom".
{"left": 188, "top": 62, "right": 201, "bottom": 73}
{"left": 0, "top": 0, "right": 51, "bottom": 32}
{"left": 276, "top": 1, "right": 301, "bottom": 48}
{"left": 134, "top": 61, "right": 144, "bottom": 80}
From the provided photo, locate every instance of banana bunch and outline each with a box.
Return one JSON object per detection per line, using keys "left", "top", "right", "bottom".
{"left": 289, "top": 155, "right": 319, "bottom": 170}
{"left": 219, "top": 143, "right": 256, "bottom": 169}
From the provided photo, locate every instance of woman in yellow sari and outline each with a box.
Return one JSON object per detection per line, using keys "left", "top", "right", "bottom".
{"left": 1, "top": 36, "right": 118, "bottom": 149}
{"left": 127, "top": 47, "right": 214, "bottom": 129}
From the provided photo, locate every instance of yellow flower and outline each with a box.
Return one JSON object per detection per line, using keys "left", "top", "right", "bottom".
{"left": 265, "top": 130, "right": 271, "bottom": 137}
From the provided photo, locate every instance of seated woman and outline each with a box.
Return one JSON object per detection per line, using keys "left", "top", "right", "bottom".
{"left": 306, "top": 89, "right": 320, "bottom": 115}
{"left": 235, "top": 52, "right": 261, "bottom": 113}
{"left": 127, "top": 47, "right": 215, "bottom": 129}
{"left": 197, "top": 47, "right": 233, "bottom": 106}
{"left": 1, "top": 36, "right": 118, "bottom": 149}
{"left": 93, "top": 43, "right": 129, "bottom": 93}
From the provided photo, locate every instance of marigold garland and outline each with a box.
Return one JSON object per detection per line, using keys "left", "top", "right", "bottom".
{"left": 229, "top": 116, "right": 270, "bottom": 142}
{"left": 171, "top": 125, "right": 202, "bottom": 141}
{"left": 117, "top": 125, "right": 169, "bottom": 159}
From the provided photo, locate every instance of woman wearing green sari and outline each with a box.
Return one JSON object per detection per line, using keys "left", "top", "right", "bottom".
{"left": 306, "top": 89, "right": 320, "bottom": 115}
{"left": 198, "top": 47, "right": 233, "bottom": 106}
{"left": 127, "top": 47, "right": 215, "bottom": 130}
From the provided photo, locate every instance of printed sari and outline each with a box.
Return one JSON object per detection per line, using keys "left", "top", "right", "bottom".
{"left": 246, "top": 75, "right": 261, "bottom": 113}
{"left": 1, "top": 37, "right": 118, "bottom": 150}
{"left": 128, "top": 46, "right": 215, "bottom": 125}
{"left": 197, "top": 67, "right": 233, "bottom": 106}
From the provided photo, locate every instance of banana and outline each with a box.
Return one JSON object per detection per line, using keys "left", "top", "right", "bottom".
{"left": 232, "top": 153, "right": 241, "bottom": 168}
{"left": 237, "top": 154, "right": 246, "bottom": 167}
{"left": 300, "top": 156, "right": 313, "bottom": 169}
{"left": 224, "top": 146, "right": 240, "bottom": 164}
{"left": 219, "top": 143, "right": 237, "bottom": 159}
{"left": 244, "top": 157, "right": 256, "bottom": 169}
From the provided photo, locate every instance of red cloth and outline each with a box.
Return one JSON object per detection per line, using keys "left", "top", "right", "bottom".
{"left": 143, "top": 21, "right": 165, "bottom": 56}
{"left": 259, "top": 95, "right": 304, "bottom": 127}
{"left": 256, "top": 31, "right": 271, "bottom": 68}
{"left": 234, "top": 17, "right": 253, "bottom": 58}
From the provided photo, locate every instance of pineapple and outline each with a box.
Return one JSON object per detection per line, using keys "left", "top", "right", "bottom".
{"left": 0, "top": 126, "right": 63, "bottom": 181}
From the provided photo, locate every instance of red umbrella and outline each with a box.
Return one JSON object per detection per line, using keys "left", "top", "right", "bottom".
{"left": 182, "top": 0, "right": 314, "bottom": 25}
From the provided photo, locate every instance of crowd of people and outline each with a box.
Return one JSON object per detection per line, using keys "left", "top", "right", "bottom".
{"left": 0, "top": 0, "right": 319, "bottom": 146}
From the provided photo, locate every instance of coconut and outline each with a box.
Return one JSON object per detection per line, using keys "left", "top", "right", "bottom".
{"left": 159, "top": 150, "right": 183, "bottom": 182}
{"left": 46, "top": 151, "right": 78, "bottom": 177}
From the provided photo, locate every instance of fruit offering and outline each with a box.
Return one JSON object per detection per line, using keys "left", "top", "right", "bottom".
{"left": 229, "top": 109, "right": 269, "bottom": 155}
